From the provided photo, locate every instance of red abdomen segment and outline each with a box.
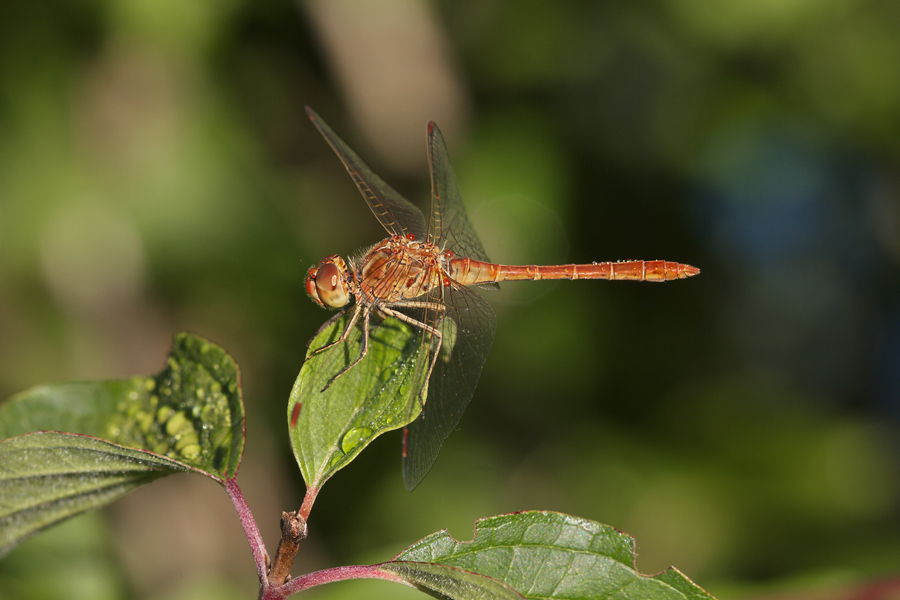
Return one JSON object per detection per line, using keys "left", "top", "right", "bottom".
{"left": 449, "top": 258, "right": 699, "bottom": 284}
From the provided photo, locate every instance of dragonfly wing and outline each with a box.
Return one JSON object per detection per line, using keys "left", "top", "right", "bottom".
{"left": 306, "top": 106, "right": 427, "bottom": 239}
{"left": 426, "top": 122, "right": 501, "bottom": 291}
{"left": 401, "top": 283, "right": 497, "bottom": 490}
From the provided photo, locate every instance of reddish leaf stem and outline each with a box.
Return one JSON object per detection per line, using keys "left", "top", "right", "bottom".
{"left": 225, "top": 479, "right": 402, "bottom": 599}
{"left": 279, "top": 564, "right": 413, "bottom": 597}
{"left": 224, "top": 477, "right": 269, "bottom": 584}
{"left": 298, "top": 486, "right": 317, "bottom": 521}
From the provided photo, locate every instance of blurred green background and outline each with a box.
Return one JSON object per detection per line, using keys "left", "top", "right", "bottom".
{"left": 2, "top": 1, "right": 899, "bottom": 599}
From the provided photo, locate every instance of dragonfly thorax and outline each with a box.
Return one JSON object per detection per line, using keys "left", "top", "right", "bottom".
{"left": 306, "top": 254, "right": 352, "bottom": 309}
{"left": 357, "top": 236, "right": 448, "bottom": 303}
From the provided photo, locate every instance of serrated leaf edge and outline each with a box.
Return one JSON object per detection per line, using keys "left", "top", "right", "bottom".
{"left": 392, "top": 510, "right": 716, "bottom": 600}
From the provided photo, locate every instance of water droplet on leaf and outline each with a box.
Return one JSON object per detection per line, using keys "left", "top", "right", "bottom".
{"left": 340, "top": 427, "right": 373, "bottom": 454}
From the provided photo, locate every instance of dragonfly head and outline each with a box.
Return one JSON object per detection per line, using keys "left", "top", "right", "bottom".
{"left": 306, "top": 255, "right": 351, "bottom": 309}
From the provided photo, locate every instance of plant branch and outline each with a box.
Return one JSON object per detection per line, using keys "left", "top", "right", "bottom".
{"left": 224, "top": 477, "right": 269, "bottom": 584}
{"left": 279, "top": 564, "right": 414, "bottom": 597}
{"left": 267, "top": 511, "right": 308, "bottom": 586}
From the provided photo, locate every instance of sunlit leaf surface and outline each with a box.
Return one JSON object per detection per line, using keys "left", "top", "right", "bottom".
{"left": 289, "top": 313, "right": 428, "bottom": 491}
{"left": 383, "top": 511, "right": 715, "bottom": 600}
{"left": 0, "top": 332, "right": 245, "bottom": 479}
{"left": 0, "top": 333, "right": 245, "bottom": 556}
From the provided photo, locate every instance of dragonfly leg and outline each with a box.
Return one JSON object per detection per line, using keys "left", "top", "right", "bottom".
{"left": 379, "top": 301, "right": 447, "bottom": 412}
{"left": 308, "top": 304, "right": 362, "bottom": 359}
{"left": 322, "top": 308, "right": 373, "bottom": 391}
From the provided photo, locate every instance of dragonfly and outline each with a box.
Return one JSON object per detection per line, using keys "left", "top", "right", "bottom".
{"left": 303, "top": 106, "right": 699, "bottom": 490}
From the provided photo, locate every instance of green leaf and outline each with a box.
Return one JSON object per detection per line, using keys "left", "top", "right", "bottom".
{"left": 378, "top": 562, "right": 525, "bottom": 600}
{"left": 0, "top": 332, "right": 245, "bottom": 480}
{"left": 0, "top": 332, "right": 245, "bottom": 556}
{"left": 289, "top": 313, "right": 428, "bottom": 491}
{"left": 0, "top": 431, "right": 190, "bottom": 557}
{"left": 388, "top": 511, "right": 715, "bottom": 600}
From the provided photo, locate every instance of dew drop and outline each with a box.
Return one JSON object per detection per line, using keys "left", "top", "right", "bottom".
{"left": 136, "top": 411, "right": 154, "bottom": 434}
{"left": 179, "top": 444, "right": 201, "bottom": 459}
{"left": 340, "top": 427, "right": 373, "bottom": 454}
{"left": 165, "top": 411, "right": 192, "bottom": 436}
{"left": 175, "top": 431, "right": 200, "bottom": 452}
{"left": 156, "top": 406, "right": 174, "bottom": 424}
{"left": 200, "top": 405, "right": 217, "bottom": 422}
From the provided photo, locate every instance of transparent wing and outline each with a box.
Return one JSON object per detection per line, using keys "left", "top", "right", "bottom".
{"left": 306, "top": 109, "right": 499, "bottom": 490}
{"left": 426, "top": 122, "right": 501, "bottom": 291}
{"left": 401, "top": 283, "right": 497, "bottom": 490}
{"left": 306, "top": 106, "right": 427, "bottom": 239}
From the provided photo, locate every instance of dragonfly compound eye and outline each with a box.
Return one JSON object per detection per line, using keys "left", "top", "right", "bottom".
{"left": 315, "top": 262, "right": 349, "bottom": 308}
{"left": 305, "top": 266, "right": 325, "bottom": 307}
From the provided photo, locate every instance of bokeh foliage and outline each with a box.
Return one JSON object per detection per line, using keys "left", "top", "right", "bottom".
{"left": 1, "top": 1, "right": 899, "bottom": 599}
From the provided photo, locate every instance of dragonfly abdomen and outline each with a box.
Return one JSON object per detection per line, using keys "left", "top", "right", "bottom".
{"left": 450, "top": 258, "right": 699, "bottom": 284}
